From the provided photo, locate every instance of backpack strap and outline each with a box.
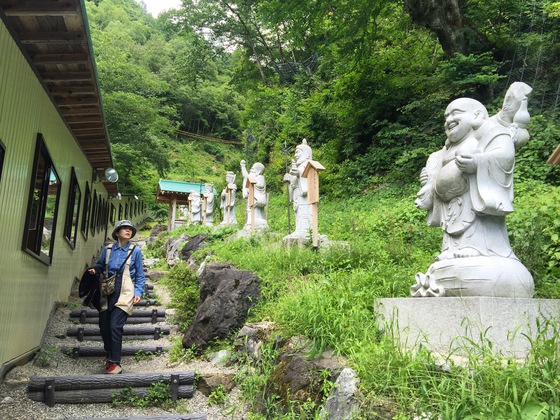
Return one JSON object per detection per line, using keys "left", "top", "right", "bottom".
{"left": 123, "top": 245, "right": 135, "bottom": 270}
{"left": 104, "top": 244, "right": 115, "bottom": 278}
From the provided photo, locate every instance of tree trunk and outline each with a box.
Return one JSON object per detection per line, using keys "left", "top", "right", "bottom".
{"left": 403, "top": 0, "right": 466, "bottom": 56}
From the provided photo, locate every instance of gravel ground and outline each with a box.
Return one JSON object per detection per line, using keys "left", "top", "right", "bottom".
{"left": 0, "top": 269, "right": 249, "bottom": 420}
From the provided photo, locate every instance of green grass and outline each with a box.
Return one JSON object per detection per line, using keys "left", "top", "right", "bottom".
{"left": 162, "top": 181, "right": 560, "bottom": 418}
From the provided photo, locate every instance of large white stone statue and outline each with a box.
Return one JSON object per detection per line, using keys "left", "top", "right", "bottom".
{"left": 203, "top": 183, "right": 215, "bottom": 226}
{"left": 240, "top": 160, "right": 268, "bottom": 230}
{"left": 220, "top": 171, "right": 238, "bottom": 226}
{"left": 411, "top": 85, "right": 534, "bottom": 298}
{"left": 283, "top": 139, "right": 313, "bottom": 239}
{"left": 189, "top": 192, "right": 201, "bottom": 224}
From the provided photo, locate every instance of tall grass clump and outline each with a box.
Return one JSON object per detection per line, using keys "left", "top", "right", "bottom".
{"left": 346, "top": 313, "right": 560, "bottom": 418}
{"left": 160, "top": 261, "right": 199, "bottom": 331}
{"left": 174, "top": 180, "right": 560, "bottom": 417}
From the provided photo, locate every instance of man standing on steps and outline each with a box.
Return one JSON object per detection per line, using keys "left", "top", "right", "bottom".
{"left": 88, "top": 220, "right": 145, "bottom": 374}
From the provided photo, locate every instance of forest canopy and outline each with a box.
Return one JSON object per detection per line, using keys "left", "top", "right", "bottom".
{"left": 85, "top": 0, "right": 560, "bottom": 198}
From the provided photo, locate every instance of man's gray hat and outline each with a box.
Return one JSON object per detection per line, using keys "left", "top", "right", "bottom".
{"left": 112, "top": 220, "right": 137, "bottom": 240}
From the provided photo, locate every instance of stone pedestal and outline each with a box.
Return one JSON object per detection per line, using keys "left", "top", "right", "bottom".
{"left": 375, "top": 297, "right": 560, "bottom": 358}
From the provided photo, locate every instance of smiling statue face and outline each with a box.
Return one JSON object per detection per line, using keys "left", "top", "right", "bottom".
{"left": 444, "top": 99, "right": 482, "bottom": 144}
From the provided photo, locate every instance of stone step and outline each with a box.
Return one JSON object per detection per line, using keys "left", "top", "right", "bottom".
{"left": 67, "top": 325, "right": 170, "bottom": 341}
{"left": 69, "top": 415, "right": 206, "bottom": 420}
{"left": 72, "top": 316, "right": 166, "bottom": 324}
{"left": 60, "top": 345, "right": 171, "bottom": 357}
{"left": 135, "top": 299, "right": 158, "bottom": 307}
{"left": 27, "top": 371, "right": 195, "bottom": 406}
{"left": 70, "top": 308, "right": 166, "bottom": 318}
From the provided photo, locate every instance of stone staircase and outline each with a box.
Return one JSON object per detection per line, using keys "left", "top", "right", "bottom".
{"left": 20, "top": 270, "right": 209, "bottom": 419}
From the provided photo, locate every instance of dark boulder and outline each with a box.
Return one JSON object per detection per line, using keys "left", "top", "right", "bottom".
{"left": 182, "top": 263, "right": 260, "bottom": 352}
{"left": 180, "top": 233, "right": 209, "bottom": 261}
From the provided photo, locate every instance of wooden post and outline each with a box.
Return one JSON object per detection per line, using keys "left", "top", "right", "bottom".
{"left": 171, "top": 197, "right": 177, "bottom": 231}
{"left": 225, "top": 186, "right": 232, "bottom": 224}
{"left": 246, "top": 175, "right": 256, "bottom": 234}
{"left": 202, "top": 195, "right": 207, "bottom": 225}
{"left": 167, "top": 201, "right": 172, "bottom": 231}
{"left": 302, "top": 160, "right": 325, "bottom": 248}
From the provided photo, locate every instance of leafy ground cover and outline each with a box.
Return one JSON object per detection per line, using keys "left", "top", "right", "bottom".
{"left": 158, "top": 180, "right": 560, "bottom": 418}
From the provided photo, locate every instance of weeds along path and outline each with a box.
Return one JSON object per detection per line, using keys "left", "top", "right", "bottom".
{"left": 0, "top": 240, "right": 247, "bottom": 420}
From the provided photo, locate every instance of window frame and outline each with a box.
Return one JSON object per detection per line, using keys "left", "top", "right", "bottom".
{"left": 110, "top": 203, "right": 116, "bottom": 224}
{"left": 81, "top": 182, "right": 91, "bottom": 241}
{"left": 21, "top": 133, "right": 62, "bottom": 265}
{"left": 63, "top": 167, "right": 81, "bottom": 250}
{"left": 0, "top": 138, "right": 6, "bottom": 184}
{"left": 90, "top": 190, "right": 98, "bottom": 237}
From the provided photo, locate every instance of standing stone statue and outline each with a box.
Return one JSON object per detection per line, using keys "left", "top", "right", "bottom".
{"left": 220, "top": 171, "right": 238, "bottom": 226}
{"left": 189, "top": 192, "right": 201, "bottom": 224}
{"left": 203, "top": 183, "right": 215, "bottom": 226}
{"left": 240, "top": 160, "right": 268, "bottom": 230}
{"left": 283, "top": 139, "right": 313, "bottom": 239}
{"left": 411, "top": 85, "right": 534, "bottom": 298}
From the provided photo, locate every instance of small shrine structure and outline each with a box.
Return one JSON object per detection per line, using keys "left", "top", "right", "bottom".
{"left": 156, "top": 179, "right": 216, "bottom": 230}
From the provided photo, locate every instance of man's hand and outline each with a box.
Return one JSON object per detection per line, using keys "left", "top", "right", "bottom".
{"left": 133, "top": 296, "right": 141, "bottom": 305}
{"left": 455, "top": 153, "right": 478, "bottom": 173}
{"left": 87, "top": 268, "right": 96, "bottom": 274}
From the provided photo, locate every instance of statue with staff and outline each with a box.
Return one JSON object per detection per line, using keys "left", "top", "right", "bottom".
{"left": 240, "top": 160, "right": 268, "bottom": 233}
{"left": 220, "top": 171, "right": 238, "bottom": 226}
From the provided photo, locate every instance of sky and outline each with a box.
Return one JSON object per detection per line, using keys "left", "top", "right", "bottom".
{"left": 136, "top": 0, "right": 182, "bottom": 17}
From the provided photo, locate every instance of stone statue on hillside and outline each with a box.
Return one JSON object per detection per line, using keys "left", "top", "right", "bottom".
{"left": 220, "top": 171, "right": 238, "bottom": 226}
{"left": 240, "top": 160, "right": 268, "bottom": 231}
{"left": 203, "top": 183, "right": 215, "bottom": 226}
{"left": 411, "top": 85, "right": 534, "bottom": 298}
{"left": 189, "top": 192, "right": 201, "bottom": 224}
{"left": 283, "top": 139, "right": 313, "bottom": 239}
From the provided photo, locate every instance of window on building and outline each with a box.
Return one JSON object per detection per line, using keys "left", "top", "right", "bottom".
{"left": 81, "top": 182, "right": 91, "bottom": 240}
{"left": 0, "top": 139, "right": 6, "bottom": 184}
{"left": 63, "top": 167, "right": 81, "bottom": 249}
{"left": 90, "top": 191, "right": 98, "bottom": 237}
{"left": 110, "top": 203, "right": 116, "bottom": 224}
{"left": 118, "top": 204, "right": 123, "bottom": 220}
{"left": 22, "top": 134, "right": 62, "bottom": 265}
{"left": 97, "top": 198, "right": 105, "bottom": 233}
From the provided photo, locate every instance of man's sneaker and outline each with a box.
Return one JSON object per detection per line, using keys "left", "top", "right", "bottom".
{"left": 105, "top": 362, "right": 122, "bottom": 374}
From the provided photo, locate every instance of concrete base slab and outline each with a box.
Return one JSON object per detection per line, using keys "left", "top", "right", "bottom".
{"left": 375, "top": 297, "right": 560, "bottom": 358}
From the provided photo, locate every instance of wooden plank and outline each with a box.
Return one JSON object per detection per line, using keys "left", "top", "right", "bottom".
{"left": 28, "top": 384, "right": 194, "bottom": 404}
{"left": 28, "top": 371, "right": 195, "bottom": 391}
{"left": 31, "top": 53, "right": 88, "bottom": 65}
{"left": 57, "top": 98, "right": 100, "bottom": 106}
{"left": 2, "top": 2, "right": 78, "bottom": 17}
{"left": 41, "top": 72, "right": 91, "bottom": 82}
{"left": 18, "top": 32, "right": 85, "bottom": 44}
{"left": 48, "top": 85, "right": 96, "bottom": 95}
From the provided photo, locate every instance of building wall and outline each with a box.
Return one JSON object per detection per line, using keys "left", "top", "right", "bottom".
{"left": 0, "top": 19, "right": 123, "bottom": 369}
